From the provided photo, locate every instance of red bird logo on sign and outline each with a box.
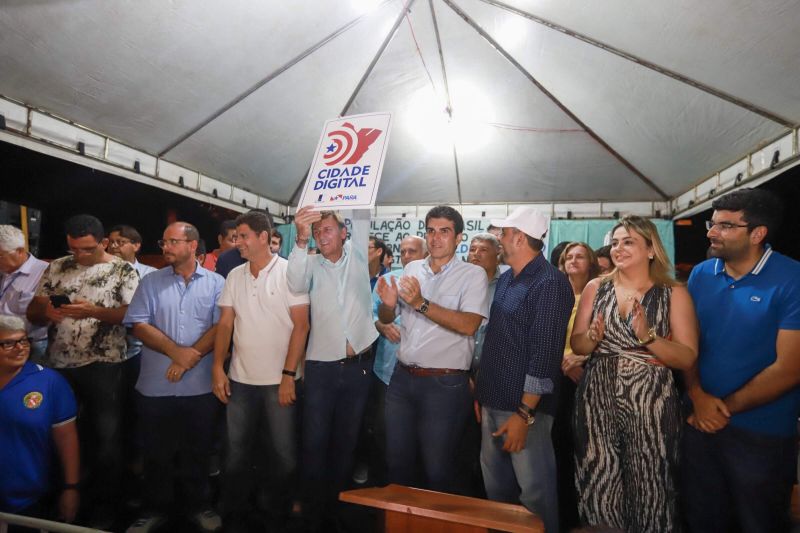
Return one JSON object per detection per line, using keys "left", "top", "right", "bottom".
{"left": 323, "top": 122, "right": 383, "bottom": 166}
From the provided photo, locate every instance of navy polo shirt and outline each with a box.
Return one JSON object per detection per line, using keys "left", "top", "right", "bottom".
{"left": 476, "top": 254, "right": 574, "bottom": 416}
{"left": 0, "top": 361, "right": 77, "bottom": 512}
{"left": 688, "top": 247, "right": 800, "bottom": 436}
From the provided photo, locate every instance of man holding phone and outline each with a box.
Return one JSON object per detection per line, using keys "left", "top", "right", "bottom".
{"left": 27, "top": 214, "right": 139, "bottom": 528}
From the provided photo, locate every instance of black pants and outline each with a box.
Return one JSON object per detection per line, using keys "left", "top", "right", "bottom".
{"left": 137, "top": 392, "right": 219, "bottom": 514}
{"left": 58, "top": 362, "right": 125, "bottom": 509}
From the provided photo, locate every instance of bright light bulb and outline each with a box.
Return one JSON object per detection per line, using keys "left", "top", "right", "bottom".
{"left": 496, "top": 16, "right": 528, "bottom": 50}
{"left": 351, "top": 0, "right": 383, "bottom": 15}
{"left": 405, "top": 82, "right": 493, "bottom": 154}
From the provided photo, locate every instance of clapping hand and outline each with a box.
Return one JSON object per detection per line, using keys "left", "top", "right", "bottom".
{"left": 630, "top": 299, "right": 650, "bottom": 341}
{"left": 376, "top": 276, "right": 399, "bottom": 308}
{"left": 587, "top": 313, "right": 605, "bottom": 345}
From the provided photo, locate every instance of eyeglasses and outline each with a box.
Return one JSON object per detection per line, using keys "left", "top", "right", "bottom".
{"left": 157, "top": 239, "right": 192, "bottom": 248}
{"left": 108, "top": 239, "right": 133, "bottom": 248}
{"left": 68, "top": 243, "right": 101, "bottom": 255}
{"left": 0, "top": 337, "right": 32, "bottom": 351}
{"left": 705, "top": 220, "right": 749, "bottom": 231}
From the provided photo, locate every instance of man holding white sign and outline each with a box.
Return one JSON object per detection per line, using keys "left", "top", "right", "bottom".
{"left": 377, "top": 205, "right": 489, "bottom": 493}
{"left": 287, "top": 205, "right": 377, "bottom": 530}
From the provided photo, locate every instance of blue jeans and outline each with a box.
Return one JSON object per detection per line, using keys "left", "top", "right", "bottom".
{"left": 221, "top": 380, "right": 298, "bottom": 517}
{"left": 302, "top": 357, "right": 372, "bottom": 509}
{"left": 385, "top": 367, "right": 471, "bottom": 492}
{"left": 682, "top": 423, "right": 796, "bottom": 533}
{"left": 480, "top": 408, "right": 557, "bottom": 533}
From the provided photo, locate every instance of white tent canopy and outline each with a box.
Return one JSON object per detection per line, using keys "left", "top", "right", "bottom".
{"left": 1, "top": 0, "right": 798, "bottom": 215}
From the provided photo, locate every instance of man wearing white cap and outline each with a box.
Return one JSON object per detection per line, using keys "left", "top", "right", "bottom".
{"left": 377, "top": 205, "right": 488, "bottom": 492}
{"left": 475, "top": 206, "right": 574, "bottom": 533}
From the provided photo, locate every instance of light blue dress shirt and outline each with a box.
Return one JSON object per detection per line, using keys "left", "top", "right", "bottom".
{"left": 0, "top": 253, "right": 48, "bottom": 341}
{"left": 125, "top": 259, "right": 158, "bottom": 360}
{"left": 472, "top": 264, "right": 509, "bottom": 369}
{"left": 287, "top": 210, "right": 378, "bottom": 361}
{"left": 372, "top": 271, "right": 401, "bottom": 385}
{"left": 123, "top": 263, "right": 224, "bottom": 397}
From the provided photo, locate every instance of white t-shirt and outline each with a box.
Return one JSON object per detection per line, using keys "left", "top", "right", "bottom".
{"left": 218, "top": 256, "right": 309, "bottom": 385}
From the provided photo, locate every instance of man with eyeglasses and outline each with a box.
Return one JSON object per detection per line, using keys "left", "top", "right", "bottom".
{"left": 0, "top": 225, "right": 49, "bottom": 361}
{"left": 124, "top": 222, "right": 225, "bottom": 533}
{"left": 683, "top": 188, "right": 800, "bottom": 532}
{"left": 0, "top": 314, "right": 80, "bottom": 524}
{"left": 26, "top": 214, "right": 138, "bottom": 528}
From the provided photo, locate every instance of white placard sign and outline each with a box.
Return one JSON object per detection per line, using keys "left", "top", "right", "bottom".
{"left": 298, "top": 112, "right": 392, "bottom": 210}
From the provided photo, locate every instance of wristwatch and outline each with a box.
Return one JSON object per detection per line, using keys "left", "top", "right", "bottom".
{"left": 515, "top": 409, "right": 536, "bottom": 426}
{"left": 638, "top": 326, "right": 657, "bottom": 346}
{"left": 416, "top": 298, "right": 430, "bottom": 314}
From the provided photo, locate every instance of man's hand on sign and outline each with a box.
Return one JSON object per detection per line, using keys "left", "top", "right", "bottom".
{"left": 376, "top": 276, "right": 399, "bottom": 308}
{"left": 294, "top": 206, "right": 322, "bottom": 243}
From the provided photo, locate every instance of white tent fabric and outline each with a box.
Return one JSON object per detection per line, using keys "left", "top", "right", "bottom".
{"left": 1, "top": 0, "right": 797, "bottom": 206}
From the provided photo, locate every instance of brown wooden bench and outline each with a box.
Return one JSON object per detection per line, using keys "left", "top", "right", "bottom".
{"left": 340, "top": 484, "right": 544, "bottom": 533}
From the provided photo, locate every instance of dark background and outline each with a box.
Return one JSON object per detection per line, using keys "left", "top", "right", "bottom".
{"left": 1, "top": 140, "right": 240, "bottom": 260}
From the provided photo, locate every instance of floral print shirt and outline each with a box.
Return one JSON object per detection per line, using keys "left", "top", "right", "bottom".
{"left": 35, "top": 255, "right": 139, "bottom": 368}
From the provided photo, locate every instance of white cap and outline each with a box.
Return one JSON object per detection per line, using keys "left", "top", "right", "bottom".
{"left": 491, "top": 206, "right": 549, "bottom": 241}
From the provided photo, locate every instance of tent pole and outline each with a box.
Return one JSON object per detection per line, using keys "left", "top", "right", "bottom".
{"left": 428, "top": 0, "right": 463, "bottom": 204}
{"left": 441, "top": 0, "right": 670, "bottom": 200}
{"left": 476, "top": 0, "right": 795, "bottom": 129}
{"left": 158, "top": 0, "right": 397, "bottom": 157}
{"left": 340, "top": 0, "right": 417, "bottom": 116}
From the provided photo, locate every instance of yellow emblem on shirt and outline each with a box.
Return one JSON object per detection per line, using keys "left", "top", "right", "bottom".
{"left": 23, "top": 391, "right": 43, "bottom": 409}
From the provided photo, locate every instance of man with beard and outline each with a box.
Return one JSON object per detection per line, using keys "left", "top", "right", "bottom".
{"left": 683, "top": 188, "right": 800, "bottom": 533}
{"left": 474, "top": 207, "right": 573, "bottom": 533}
{"left": 124, "top": 222, "right": 224, "bottom": 533}
{"left": 27, "top": 214, "right": 138, "bottom": 527}
{"left": 212, "top": 211, "right": 309, "bottom": 529}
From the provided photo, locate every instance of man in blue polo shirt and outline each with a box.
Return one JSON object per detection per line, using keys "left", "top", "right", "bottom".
{"left": 684, "top": 188, "right": 800, "bottom": 533}
{"left": 0, "top": 315, "right": 79, "bottom": 523}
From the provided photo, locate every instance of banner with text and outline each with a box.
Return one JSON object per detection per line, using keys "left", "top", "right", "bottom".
{"left": 298, "top": 112, "right": 392, "bottom": 210}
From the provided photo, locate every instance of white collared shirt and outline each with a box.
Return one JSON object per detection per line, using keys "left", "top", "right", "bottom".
{"left": 396, "top": 255, "right": 489, "bottom": 370}
{"left": 219, "top": 255, "right": 309, "bottom": 384}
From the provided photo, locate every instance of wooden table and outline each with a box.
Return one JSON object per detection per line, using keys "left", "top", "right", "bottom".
{"left": 340, "top": 484, "right": 544, "bottom": 532}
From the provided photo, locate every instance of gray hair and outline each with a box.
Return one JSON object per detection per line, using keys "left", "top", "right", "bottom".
{"left": 470, "top": 232, "right": 500, "bottom": 251}
{"left": 404, "top": 234, "right": 427, "bottom": 254}
{"left": 0, "top": 314, "right": 26, "bottom": 333}
{"left": 0, "top": 225, "right": 25, "bottom": 252}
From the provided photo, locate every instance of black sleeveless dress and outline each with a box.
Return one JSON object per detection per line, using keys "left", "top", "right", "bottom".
{"left": 573, "top": 281, "right": 681, "bottom": 533}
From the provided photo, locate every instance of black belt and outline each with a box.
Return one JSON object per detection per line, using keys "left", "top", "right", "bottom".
{"left": 334, "top": 351, "right": 374, "bottom": 364}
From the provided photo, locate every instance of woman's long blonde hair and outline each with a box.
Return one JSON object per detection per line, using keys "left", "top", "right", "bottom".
{"left": 607, "top": 216, "right": 676, "bottom": 287}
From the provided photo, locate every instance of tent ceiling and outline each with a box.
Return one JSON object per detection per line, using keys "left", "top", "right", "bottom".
{"left": 1, "top": 0, "right": 797, "bottom": 206}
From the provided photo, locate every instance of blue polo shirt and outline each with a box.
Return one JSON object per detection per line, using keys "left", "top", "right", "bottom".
{"left": 688, "top": 247, "right": 800, "bottom": 436}
{"left": 0, "top": 361, "right": 76, "bottom": 512}
{"left": 124, "top": 263, "right": 224, "bottom": 397}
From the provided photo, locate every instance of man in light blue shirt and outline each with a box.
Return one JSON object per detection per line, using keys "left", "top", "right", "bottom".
{"left": 0, "top": 225, "right": 49, "bottom": 360}
{"left": 123, "top": 222, "right": 224, "bottom": 533}
{"left": 287, "top": 206, "right": 378, "bottom": 529}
